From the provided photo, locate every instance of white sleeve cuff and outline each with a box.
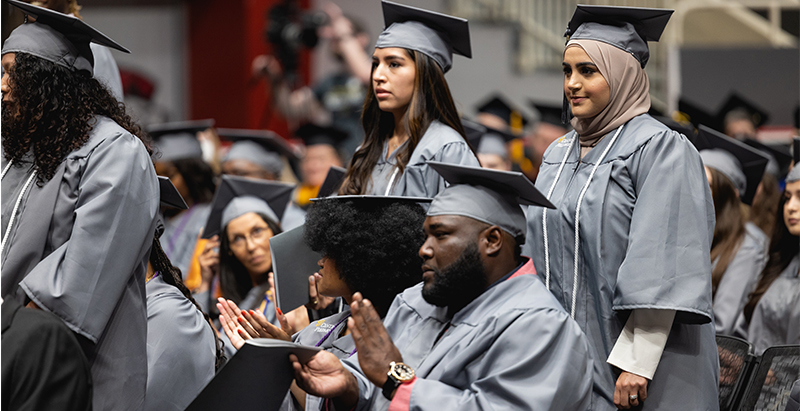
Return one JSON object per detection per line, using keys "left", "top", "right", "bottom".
{"left": 607, "top": 309, "right": 675, "bottom": 380}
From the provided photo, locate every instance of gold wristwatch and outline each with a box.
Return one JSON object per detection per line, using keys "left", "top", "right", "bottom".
{"left": 382, "top": 361, "right": 415, "bottom": 400}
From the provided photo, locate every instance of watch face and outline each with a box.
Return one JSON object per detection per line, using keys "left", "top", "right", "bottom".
{"left": 391, "top": 362, "right": 415, "bottom": 381}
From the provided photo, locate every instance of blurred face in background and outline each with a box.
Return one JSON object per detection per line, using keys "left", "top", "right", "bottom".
{"left": 301, "top": 144, "right": 343, "bottom": 187}
{"left": 783, "top": 180, "right": 800, "bottom": 236}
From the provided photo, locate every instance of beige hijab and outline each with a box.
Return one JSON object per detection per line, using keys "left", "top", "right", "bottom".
{"left": 566, "top": 39, "right": 650, "bottom": 153}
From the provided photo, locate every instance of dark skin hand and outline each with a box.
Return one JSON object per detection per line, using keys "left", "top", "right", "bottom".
{"left": 289, "top": 292, "right": 406, "bottom": 406}
{"left": 348, "top": 292, "right": 404, "bottom": 390}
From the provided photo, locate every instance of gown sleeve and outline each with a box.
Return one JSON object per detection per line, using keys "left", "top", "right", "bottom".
{"left": 18, "top": 132, "right": 159, "bottom": 343}
{"left": 403, "top": 140, "right": 480, "bottom": 198}
{"left": 607, "top": 309, "right": 675, "bottom": 380}
{"left": 614, "top": 130, "right": 715, "bottom": 324}
{"left": 712, "top": 233, "right": 767, "bottom": 336}
{"left": 348, "top": 307, "right": 593, "bottom": 411}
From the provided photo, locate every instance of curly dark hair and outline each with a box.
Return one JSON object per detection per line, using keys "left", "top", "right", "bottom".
{"left": 219, "top": 213, "right": 283, "bottom": 304}
{"left": 2, "top": 52, "right": 152, "bottom": 185}
{"left": 171, "top": 158, "right": 217, "bottom": 205}
{"left": 303, "top": 199, "right": 426, "bottom": 317}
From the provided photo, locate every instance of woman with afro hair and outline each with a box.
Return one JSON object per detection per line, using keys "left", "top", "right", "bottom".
{"left": 220, "top": 195, "right": 427, "bottom": 411}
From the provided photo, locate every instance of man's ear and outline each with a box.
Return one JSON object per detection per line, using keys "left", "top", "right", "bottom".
{"left": 480, "top": 226, "right": 504, "bottom": 257}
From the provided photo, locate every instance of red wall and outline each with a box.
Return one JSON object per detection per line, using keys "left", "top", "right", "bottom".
{"left": 188, "top": 0, "right": 311, "bottom": 138}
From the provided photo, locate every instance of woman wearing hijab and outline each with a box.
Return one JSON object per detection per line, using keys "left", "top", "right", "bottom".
{"left": 524, "top": 6, "right": 718, "bottom": 410}
{"left": 339, "top": 1, "right": 479, "bottom": 197}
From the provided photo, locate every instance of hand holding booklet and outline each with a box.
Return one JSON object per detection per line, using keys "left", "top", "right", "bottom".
{"left": 185, "top": 339, "right": 321, "bottom": 411}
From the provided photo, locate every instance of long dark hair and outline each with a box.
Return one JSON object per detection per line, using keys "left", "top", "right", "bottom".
{"left": 149, "top": 238, "right": 226, "bottom": 370}
{"left": 749, "top": 173, "right": 781, "bottom": 237}
{"left": 218, "top": 213, "right": 283, "bottom": 304}
{"left": 172, "top": 158, "right": 217, "bottom": 205}
{"left": 2, "top": 52, "right": 151, "bottom": 184}
{"left": 708, "top": 167, "right": 746, "bottom": 297}
{"left": 340, "top": 49, "right": 469, "bottom": 195}
{"left": 744, "top": 192, "right": 799, "bottom": 322}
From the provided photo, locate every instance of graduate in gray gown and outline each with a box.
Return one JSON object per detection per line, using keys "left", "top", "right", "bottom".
{"left": 523, "top": 6, "right": 719, "bottom": 410}
{"left": 338, "top": 1, "right": 479, "bottom": 198}
{"left": 291, "top": 162, "right": 594, "bottom": 410}
{"left": 737, "top": 156, "right": 800, "bottom": 353}
{"left": 224, "top": 195, "right": 428, "bottom": 411}
{"left": 695, "top": 126, "right": 770, "bottom": 336}
{"left": 143, "top": 179, "right": 223, "bottom": 411}
{"left": 1, "top": 2, "right": 158, "bottom": 409}
{"left": 150, "top": 119, "right": 217, "bottom": 276}
{"left": 196, "top": 175, "right": 295, "bottom": 357}
{"left": 218, "top": 127, "right": 308, "bottom": 231}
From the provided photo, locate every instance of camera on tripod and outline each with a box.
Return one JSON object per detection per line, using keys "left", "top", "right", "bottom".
{"left": 265, "top": 0, "right": 329, "bottom": 83}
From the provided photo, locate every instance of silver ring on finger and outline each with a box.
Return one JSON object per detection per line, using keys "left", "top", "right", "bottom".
{"left": 629, "top": 394, "right": 638, "bottom": 401}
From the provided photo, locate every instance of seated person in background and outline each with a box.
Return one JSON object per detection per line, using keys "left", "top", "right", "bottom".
{"left": 195, "top": 176, "right": 295, "bottom": 357}
{"left": 143, "top": 179, "right": 224, "bottom": 411}
{"left": 290, "top": 162, "right": 594, "bottom": 410}
{"left": 150, "top": 119, "right": 217, "bottom": 278}
{"left": 219, "top": 194, "right": 428, "bottom": 410}
{"left": 293, "top": 124, "right": 347, "bottom": 210}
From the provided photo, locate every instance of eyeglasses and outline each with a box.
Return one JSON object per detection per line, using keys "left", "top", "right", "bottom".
{"left": 229, "top": 226, "right": 272, "bottom": 251}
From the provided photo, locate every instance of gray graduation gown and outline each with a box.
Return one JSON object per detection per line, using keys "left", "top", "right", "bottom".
{"left": 368, "top": 121, "right": 479, "bottom": 196}
{"left": 747, "top": 256, "right": 800, "bottom": 354}
{"left": 1, "top": 116, "right": 159, "bottom": 411}
{"left": 162, "top": 203, "right": 211, "bottom": 276}
{"left": 714, "top": 222, "right": 769, "bottom": 336}
{"left": 344, "top": 260, "right": 595, "bottom": 410}
{"left": 281, "top": 308, "right": 355, "bottom": 411}
{"left": 145, "top": 275, "right": 216, "bottom": 411}
{"left": 524, "top": 114, "right": 720, "bottom": 411}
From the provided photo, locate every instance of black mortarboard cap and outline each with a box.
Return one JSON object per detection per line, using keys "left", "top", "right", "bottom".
{"left": 316, "top": 166, "right": 347, "bottom": 198}
{"left": 677, "top": 99, "right": 719, "bottom": 131}
{"left": 158, "top": 176, "right": 188, "bottom": 210}
{"left": 743, "top": 139, "right": 792, "bottom": 179}
{"left": 476, "top": 95, "right": 529, "bottom": 127}
{"left": 294, "top": 124, "right": 348, "bottom": 149}
{"left": 717, "top": 93, "right": 770, "bottom": 128}
{"left": 376, "top": 0, "right": 471, "bottom": 73}
{"left": 565, "top": 5, "right": 673, "bottom": 68}
{"left": 696, "top": 125, "right": 768, "bottom": 205}
{"left": 530, "top": 100, "right": 565, "bottom": 127}
{"left": 202, "top": 175, "right": 295, "bottom": 239}
{"left": 2, "top": 0, "right": 129, "bottom": 75}
{"left": 148, "top": 119, "right": 214, "bottom": 163}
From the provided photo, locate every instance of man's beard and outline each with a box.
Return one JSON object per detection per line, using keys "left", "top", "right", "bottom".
{"left": 421, "top": 242, "right": 487, "bottom": 313}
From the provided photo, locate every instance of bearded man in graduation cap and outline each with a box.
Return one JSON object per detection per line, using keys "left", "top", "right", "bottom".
{"left": 1, "top": 1, "right": 159, "bottom": 410}
{"left": 290, "top": 162, "right": 594, "bottom": 410}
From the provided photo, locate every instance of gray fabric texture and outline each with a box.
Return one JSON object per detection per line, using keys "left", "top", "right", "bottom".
{"left": 525, "top": 114, "right": 720, "bottom": 410}
{"left": 367, "top": 121, "right": 479, "bottom": 197}
{"left": 1, "top": 116, "right": 159, "bottom": 411}
{"left": 427, "top": 184, "right": 526, "bottom": 239}
{"left": 154, "top": 133, "right": 203, "bottom": 163}
{"left": 223, "top": 140, "right": 284, "bottom": 176}
{"left": 344, "top": 260, "right": 595, "bottom": 410}
{"left": 145, "top": 275, "right": 216, "bottom": 411}
{"left": 701, "top": 149, "right": 747, "bottom": 196}
{"left": 2, "top": 21, "right": 93, "bottom": 74}
{"left": 375, "top": 21, "right": 453, "bottom": 72}
{"left": 571, "top": 21, "right": 650, "bottom": 67}
{"left": 221, "top": 196, "right": 279, "bottom": 230}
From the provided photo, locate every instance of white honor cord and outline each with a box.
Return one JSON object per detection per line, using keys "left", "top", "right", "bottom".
{"left": 1, "top": 160, "right": 14, "bottom": 180}
{"left": 542, "top": 139, "right": 576, "bottom": 290}
{"left": 384, "top": 168, "right": 400, "bottom": 196}
{"left": 1, "top": 168, "right": 37, "bottom": 256}
{"left": 568, "top": 125, "right": 624, "bottom": 318}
